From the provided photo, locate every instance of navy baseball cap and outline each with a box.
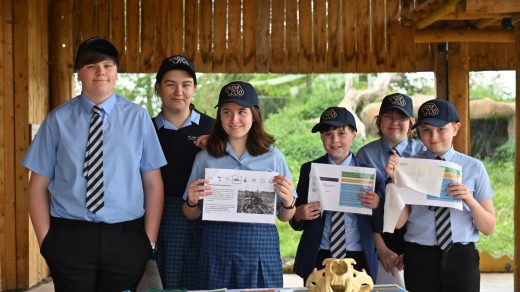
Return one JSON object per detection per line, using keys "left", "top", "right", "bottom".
{"left": 311, "top": 107, "right": 357, "bottom": 133}
{"left": 156, "top": 55, "right": 197, "bottom": 85}
{"left": 379, "top": 93, "right": 413, "bottom": 117}
{"left": 74, "top": 36, "right": 119, "bottom": 71}
{"left": 215, "top": 81, "right": 259, "bottom": 108}
{"left": 413, "top": 99, "right": 460, "bottom": 129}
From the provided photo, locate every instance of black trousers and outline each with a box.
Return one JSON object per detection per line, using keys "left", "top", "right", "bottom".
{"left": 40, "top": 217, "right": 152, "bottom": 292}
{"left": 403, "top": 242, "right": 480, "bottom": 292}
{"left": 304, "top": 249, "right": 368, "bottom": 285}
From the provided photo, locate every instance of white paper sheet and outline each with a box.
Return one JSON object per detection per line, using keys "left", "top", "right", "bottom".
{"left": 383, "top": 158, "right": 463, "bottom": 233}
{"left": 308, "top": 163, "right": 376, "bottom": 215}
{"left": 203, "top": 168, "right": 278, "bottom": 224}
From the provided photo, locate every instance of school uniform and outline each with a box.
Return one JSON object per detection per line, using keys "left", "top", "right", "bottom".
{"left": 403, "top": 147, "right": 493, "bottom": 292}
{"left": 153, "top": 111, "right": 214, "bottom": 289}
{"left": 357, "top": 138, "right": 424, "bottom": 286}
{"left": 291, "top": 153, "right": 384, "bottom": 282}
{"left": 183, "top": 144, "right": 297, "bottom": 290}
{"left": 22, "top": 94, "right": 167, "bottom": 291}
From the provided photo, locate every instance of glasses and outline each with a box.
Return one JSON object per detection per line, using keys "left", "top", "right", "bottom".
{"left": 381, "top": 115, "right": 409, "bottom": 123}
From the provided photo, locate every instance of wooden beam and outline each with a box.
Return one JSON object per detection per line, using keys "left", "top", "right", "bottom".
{"left": 415, "top": 0, "right": 460, "bottom": 29}
{"left": 514, "top": 17, "right": 520, "bottom": 292}
{"left": 49, "top": 0, "right": 74, "bottom": 108}
{"left": 465, "top": 0, "right": 520, "bottom": 14}
{"left": 434, "top": 44, "right": 448, "bottom": 99}
{"left": 415, "top": 29, "right": 514, "bottom": 43}
{"left": 447, "top": 43, "right": 470, "bottom": 154}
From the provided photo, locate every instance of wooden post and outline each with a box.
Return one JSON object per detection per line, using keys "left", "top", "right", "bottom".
{"left": 514, "top": 19, "right": 520, "bottom": 292}
{"left": 447, "top": 43, "right": 470, "bottom": 155}
{"left": 434, "top": 43, "right": 448, "bottom": 99}
{"left": 49, "top": 0, "right": 74, "bottom": 108}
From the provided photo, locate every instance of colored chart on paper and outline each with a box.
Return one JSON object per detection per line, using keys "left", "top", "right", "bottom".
{"left": 339, "top": 171, "right": 376, "bottom": 207}
{"left": 427, "top": 167, "right": 461, "bottom": 202}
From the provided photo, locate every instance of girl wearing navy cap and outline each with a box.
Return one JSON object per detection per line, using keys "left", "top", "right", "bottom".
{"left": 182, "top": 81, "right": 296, "bottom": 289}
{"left": 152, "top": 55, "right": 215, "bottom": 290}
{"left": 357, "top": 93, "right": 425, "bottom": 287}
{"left": 290, "top": 106, "right": 384, "bottom": 285}
{"left": 386, "top": 99, "right": 495, "bottom": 292}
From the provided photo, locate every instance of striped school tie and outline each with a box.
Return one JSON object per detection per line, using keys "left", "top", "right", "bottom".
{"left": 330, "top": 211, "right": 347, "bottom": 258}
{"left": 83, "top": 105, "right": 104, "bottom": 213}
{"left": 434, "top": 156, "right": 453, "bottom": 252}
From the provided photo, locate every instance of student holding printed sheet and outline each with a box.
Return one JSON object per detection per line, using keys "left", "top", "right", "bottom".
{"left": 357, "top": 93, "right": 425, "bottom": 287}
{"left": 182, "top": 81, "right": 297, "bottom": 289}
{"left": 386, "top": 99, "right": 496, "bottom": 292}
{"left": 290, "top": 106, "right": 385, "bottom": 284}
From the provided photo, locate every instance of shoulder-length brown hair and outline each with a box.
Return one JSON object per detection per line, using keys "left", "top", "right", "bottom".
{"left": 207, "top": 106, "right": 275, "bottom": 157}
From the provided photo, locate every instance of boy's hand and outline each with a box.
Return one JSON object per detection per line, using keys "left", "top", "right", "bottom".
{"left": 385, "top": 153, "right": 400, "bottom": 179}
{"left": 377, "top": 246, "right": 402, "bottom": 274}
{"left": 294, "top": 201, "right": 321, "bottom": 221}
{"left": 358, "top": 189, "right": 380, "bottom": 209}
{"left": 447, "top": 182, "right": 472, "bottom": 202}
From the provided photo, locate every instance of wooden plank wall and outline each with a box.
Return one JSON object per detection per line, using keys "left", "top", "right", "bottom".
{"left": 0, "top": 0, "right": 49, "bottom": 290}
{"left": 63, "top": 0, "right": 503, "bottom": 73}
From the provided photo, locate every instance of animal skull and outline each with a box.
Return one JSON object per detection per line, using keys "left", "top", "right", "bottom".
{"left": 306, "top": 258, "right": 374, "bottom": 292}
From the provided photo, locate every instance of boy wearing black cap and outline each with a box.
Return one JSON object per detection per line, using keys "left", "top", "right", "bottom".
{"left": 152, "top": 55, "right": 214, "bottom": 289}
{"left": 290, "top": 107, "right": 385, "bottom": 284}
{"left": 357, "top": 93, "right": 425, "bottom": 287}
{"left": 182, "top": 81, "right": 297, "bottom": 289}
{"left": 386, "top": 99, "right": 496, "bottom": 292}
{"left": 22, "top": 36, "right": 166, "bottom": 291}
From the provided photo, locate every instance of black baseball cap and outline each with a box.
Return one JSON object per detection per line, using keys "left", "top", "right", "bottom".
{"left": 379, "top": 93, "right": 413, "bottom": 117}
{"left": 311, "top": 107, "right": 357, "bottom": 133}
{"left": 156, "top": 55, "right": 197, "bottom": 85}
{"left": 215, "top": 81, "right": 259, "bottom": 108}
{"left": 74, "top": 36, "right": 119, "bottom": 71}
{"left": 413, "top": 99, "right": 460, "bottom": 129}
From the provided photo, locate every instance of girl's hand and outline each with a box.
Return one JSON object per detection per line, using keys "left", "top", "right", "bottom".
{"left": 385, "top": 153, "right": 400, "bottom": 180}
{"left": 377, "top": 247, "right": 400, "bottom": 274}
{"left": 294, "top": 201, "right": 321, "bottom": 221}
{"left": 194, "top": 135, "right": 210, "bottom": 148}
{"left": 358, "top": 189, "right": 380, "bottom": 209}
{"left": 187, "top": 178, "right": 212, "bottom": 205}
{"left": 274, "top": 175, "right": 294, "bottom": 207}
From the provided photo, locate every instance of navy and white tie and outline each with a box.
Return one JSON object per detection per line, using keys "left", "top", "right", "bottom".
{"left": 434, "top": 156, "right": 453, "bottom": 252}
{"left": 330, "top": 211, "right": 347, "bottom": 258}
{"left": 84, "top": 105, "right": 104, "bottom": 213}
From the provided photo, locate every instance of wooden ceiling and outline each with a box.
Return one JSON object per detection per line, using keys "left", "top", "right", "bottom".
{"left": 67, "top": 0, "right": 520, "bottom": 73}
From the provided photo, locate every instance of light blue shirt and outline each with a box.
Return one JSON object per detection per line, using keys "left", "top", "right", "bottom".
{"left": 404, "top": 147, "right": 494, "bottom": 245}
{"left": 154, "top": 110, "right": 201, "bottom": 130}
{"left": 22, "top": 95, "right": 167, "bottom": 223}
{"left": 319, "top": 154, "right": 363, "bottom": 252}
{"left": 357, "top": 138, "right": 425, "bottom": 178}
{"left": 183, "top": 144, "right": 297, "bottom": 202}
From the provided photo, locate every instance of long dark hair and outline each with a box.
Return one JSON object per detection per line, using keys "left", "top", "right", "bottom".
{"left": 207, "top": 106, "right": 275, "bottom": 157}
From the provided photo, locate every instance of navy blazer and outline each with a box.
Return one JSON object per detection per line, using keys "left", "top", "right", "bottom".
{"left": 290, "top": 154, "right": 385, "bottom": 281}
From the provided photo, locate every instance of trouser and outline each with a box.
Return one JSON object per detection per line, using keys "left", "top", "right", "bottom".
{"left": 403, "top": 242, "right": 480, "bottom": 292}
{"left": 40, "top": 217, "right": 152, "bottom": 292}
{"left": 303, "top": 249, "right": 368, "bottom": 286}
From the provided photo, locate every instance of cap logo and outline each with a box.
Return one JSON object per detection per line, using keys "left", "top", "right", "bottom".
{"left": 422, "top": 103, "right": 439, "bottom": 116}
{"left": 167, "top": 56, "right": 190, "bottom": 66}
{"left": 321, "top": 109, "right": 338, "bottom": 121}
{"left": 389, "top": 94, "right": 406, "bottom": 106}
{"left": 225, "top": 84, "right": 245, "bottom": 97}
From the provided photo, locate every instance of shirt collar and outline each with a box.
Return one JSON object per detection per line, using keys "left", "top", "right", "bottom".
{"left": 80, "top": 94, "right": 117, "bottom": 116}
{"left": 327, "top": 152, "right": 353, "bottom": 166}
{"left": 425, "top": 146, "right": 455, "bottom": 161}
{"left": 382, "top": 138, "right": 409, "bottom": 155}
{"left": 155, "top": 110, "right": 201, "bottom": 130}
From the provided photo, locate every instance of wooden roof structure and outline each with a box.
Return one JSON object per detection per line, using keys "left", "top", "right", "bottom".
{"left": 1, "top": 0, "right": 520, "bottom": 290}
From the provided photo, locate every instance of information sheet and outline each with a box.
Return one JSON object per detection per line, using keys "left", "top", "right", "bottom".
{"left": 308, "top": 163, "right": 376, "bottom": 215}
{"left": 203, "top": 168, "right": 278, "bottom": 224}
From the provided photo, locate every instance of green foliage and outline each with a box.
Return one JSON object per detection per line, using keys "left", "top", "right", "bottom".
{"left": 115, "top": 73, "right": 160, "bottom": 116}
{"left": 470, "top": 71, "right": 514, "bottom": 101}
{"left": 276, "top": 219, "right": 301, "bottom": 259}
